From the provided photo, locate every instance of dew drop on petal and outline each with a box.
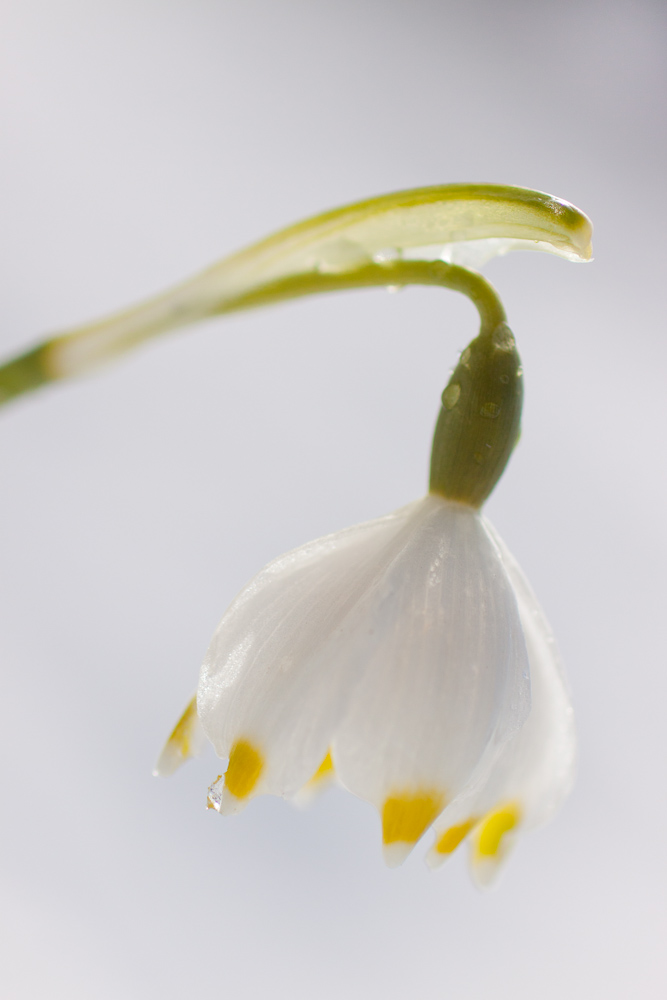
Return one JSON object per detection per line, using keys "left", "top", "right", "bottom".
{"left": 207, "top": 775, "right": 224, "bottom": 812}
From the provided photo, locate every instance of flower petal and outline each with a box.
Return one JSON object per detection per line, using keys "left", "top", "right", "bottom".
{"left": 197, "top": 502, "right": 420, "bottom": 810}
{"left": 292, "top": 749, "right": 337, "bottom": 806}
{"left": 153, "top": 694, "right": 206, "bottom": 777}
{"left": 480, "top": 523, "right": 576, "bottom": 827}
{"left": 469, "top": 802, "right": 522, "bottom": 888}
{"left": 325, "top": 495, "right": 530, "bottom": 864}
{"left": 427, "top": 523, "right": 575, "bottom": 884}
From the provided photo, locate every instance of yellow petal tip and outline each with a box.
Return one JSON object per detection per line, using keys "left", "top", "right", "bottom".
{"left": 224, "top": 739, "right": 264, "bottom": 800}
{"left": 476, "top": 804, "right": 520, "bottom": 858}
{"left": 154, "top": 695, "right": 201, "bottom": 777}
{"left": 381, "top": 791, "right": 445, "bottom": 862}
{"left": 435, "top": 818, "right": 478, "bottom": 856}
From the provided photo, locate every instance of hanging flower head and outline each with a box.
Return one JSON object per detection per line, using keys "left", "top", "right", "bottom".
{"left": 156, "top": 298, "right": 575, "bottom": 883}
{"left": 0, "top": 184, "right": 591, "bottom": 885}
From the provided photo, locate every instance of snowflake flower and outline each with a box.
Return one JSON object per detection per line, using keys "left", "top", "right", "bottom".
{"left": 156, "top": 302, "right": 578, "bottom": 884}
{"left": 0, "top": 183, "right": 589, "bottom": 885}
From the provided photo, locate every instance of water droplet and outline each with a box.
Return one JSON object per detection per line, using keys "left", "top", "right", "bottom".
{"left": 480, "top": 402, "right": 501, "bottom": 419}
{"left": 386, "top": 285, "right": 403, "bottom": 294}
{"left": 206, "top": 775, "right": 224, "bottom": 812}
{"left": 473, "top": 451, "right": 485, "bottom": 465}
{"left": 373, "top": 247, "right": 401, "bottom": 264}
{"left": 442, "top": 383, "right": 461, "bottom": 410}
{"left": 493, "top": 325, "right": 516, "bottom": 351}
{"left": 499, "top": 374, "right": 510, "bottom": 385}
{"left": 460, "top": 347, "right": 472, "bottom": 367}
{"left": 316, "top": 239, "right": 372, "bottom": 274}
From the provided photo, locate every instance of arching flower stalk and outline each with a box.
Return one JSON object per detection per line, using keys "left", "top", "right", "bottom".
{"left": 0, "top": 185, "right": 591, "bottom": 885}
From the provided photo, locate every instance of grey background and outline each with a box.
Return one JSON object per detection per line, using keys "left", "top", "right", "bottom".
{"left": 1, "top": 1, "right": 665, "bottom": 997}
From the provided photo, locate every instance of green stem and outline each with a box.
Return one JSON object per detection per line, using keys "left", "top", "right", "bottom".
{"left": 0, "top": 260, "right": 505, "bottom": 409}
{"left": 214, "top": 259, "right": 506, "bottom": 333}
{"left": 0, "top": 180, "right": 591, "bottom": 410}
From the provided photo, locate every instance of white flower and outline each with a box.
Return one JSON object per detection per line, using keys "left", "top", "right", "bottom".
{"left": 156, "top": 492, "right": 575, "bottom": 882}
{"left": 0, "top": 182, "right": 586, "bottom": 884}
{"left": 147, "top": 185, "right": 589, "bottom": 887}
{"left": 426, "top": 521, "right": 575, "bottom": 884}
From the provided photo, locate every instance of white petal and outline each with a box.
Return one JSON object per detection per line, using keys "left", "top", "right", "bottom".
{"left": 427, "top": 523, "right": 575, "bottom": 884}
{"left": 325, "top": 496, "right": 530, "bottom": 863}
{"left": 291, "top": 749, "right": 338, "bottom": 807}
{"left": 468, "top": 804, "right": 522, "bottom": 888}
{"left": 153, "top": 695, "right": 206, "bottom": 777}
{"left": 197, "top": 502, "right": 419, "bottom": 809}
{"left": 479, "top": 523, "right": 576, "bottom": 829}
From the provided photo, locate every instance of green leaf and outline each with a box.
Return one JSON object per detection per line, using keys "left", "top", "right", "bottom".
{"left": 0, "top": 184, "right": 592, "bottom": 406}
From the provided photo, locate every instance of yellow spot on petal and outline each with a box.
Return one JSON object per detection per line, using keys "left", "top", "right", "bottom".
{"left": 382, "top": 792, "right": 445, "bottom": 845}
{"left": 166, "top": 695, "right": 198, "bottom": 761}
{"left": 477, "top": 804, "right": 521, "bottom": 857}
{"left": 309, "top": 750, "right": 334, "bottom": 785}
{"left": 225, "top": 739, "right": 264, "bottom": 800}
{"left": 435, "top": 818, "right": 477, "bottom": 855}
{"left": 293, "top": 750, "right": 336, "bottom": 804}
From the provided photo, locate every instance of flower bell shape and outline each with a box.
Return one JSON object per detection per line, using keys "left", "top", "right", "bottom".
{"left": 156, "top": 317, "right": 576, "bottom": 884}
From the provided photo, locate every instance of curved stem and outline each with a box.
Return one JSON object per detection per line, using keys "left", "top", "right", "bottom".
{"left": 0, "top": 182, "right": 592, "bottom": 409}
{"left": 214, "top": 260, "right": 506, "bottom": 333}
{"left": 0, "top": 260, "right": 505, "bottom": 409}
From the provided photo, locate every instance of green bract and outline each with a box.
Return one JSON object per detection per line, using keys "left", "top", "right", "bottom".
{"left": 0, "top": 183, "right": 591, "bottom": 411}
{"left": 429, "top": 321, "right": 523, "bottom": 507}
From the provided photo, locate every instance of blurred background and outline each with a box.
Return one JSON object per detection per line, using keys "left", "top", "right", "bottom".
{"left": 1, "top": 1, "right": 665, "bottom": 996}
